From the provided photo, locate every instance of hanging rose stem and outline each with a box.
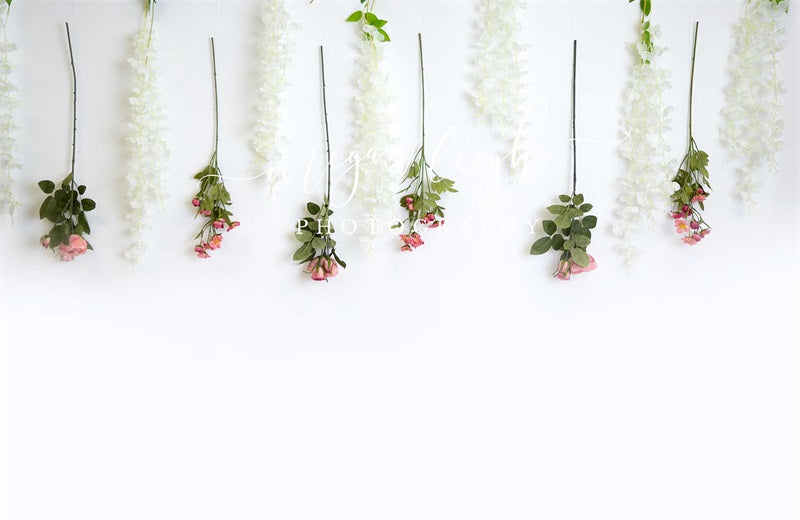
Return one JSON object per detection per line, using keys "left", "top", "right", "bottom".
{"left": 570, "top": 39, "right": 577, "bottom": 197}
{"left": 320, "top": 45, "right": 331, "bottom": 204}
{"left": 66, "top": 22, "right": 77, "bottom": 176}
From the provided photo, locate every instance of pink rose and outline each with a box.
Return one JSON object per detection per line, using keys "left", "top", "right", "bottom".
{"left": 305, "top": 257, "right": 320, "bottom": 273}
{"left": 40, "top": 236, "right": 51, "bottom": 248}
{"left": 209, "top": 234, "right": 223, "bottom": 250}
{"left": 58, "top": 244, "right": 75, "bottom": 262}
{"left": 326, "top": 260, "right": 339, "bottom": 278}
{"left": 192, "top": 198, "right": 201, "bottom": 207}
{"left": 311, "top": 266, "right": 326, "bottom": 281}
{"left": 68, "top": 234, "right": 88, "bottom": 255}
{"left": 556, "top": 260, "right": 571, "bottom": 281}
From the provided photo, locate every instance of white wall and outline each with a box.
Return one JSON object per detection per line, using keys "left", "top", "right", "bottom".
{"left": 1, "top": 1, "right": 798, "bottom": 519}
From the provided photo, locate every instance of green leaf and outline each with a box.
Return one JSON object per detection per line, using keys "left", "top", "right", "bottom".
{"left": 563, "top": 240, "right": 575, "bottom": 251}
{"left": 530, "top": 237, "right": 552, "bottom": 255}
{"left": 582, "top": 215, "right": 597, "bottom": 229}
{"left": 572, "top": 249, "right": 591, "bottom": 268}
{"left": 332, "top": 250, "right": 347, "bottom": 269}
{"left": 579, "top": 203, "right": 593, "bottom": 212}
{"left": 542, "top": 220, "right": 557, "bottom": 235}
{"left": 78, "top": 185, "right": 86, "bottom": 195}
{"left": 547, "top": 205, "right": 566, "bottom": 215}
{"left": 551, "top": 234, "right": 565, "bottom": 250}
{"left": 554, "top": 214, "right": 571, "bottom": 230}
{"left": 558, "top": 194, "right": 571, "bottom": 203}
{"left": 78, "top": 212, "right": 91, "bottom": 235}
{"left": 574, "top": 235, "right": 591, "bottom": 248}
{"left": 346, "top": 10, "right": 363, "bottom": 22}
{"left": 295, "top": 230, "right": 313, "bottom": 243}
{"left": 39, "top": 196, "right": 55, "bottom": 220}
{"left": 38, "top": 180, "right": 55, "bottom": 194}
{"left": 81, "top": 198, "right": 96, "bottom": 212}
{"left": 293, "top": 243, "right": 314, "bottom": 262}
{"left": 364, "top": 12, "right": 378, "bottom": 24}
{"left": 307, "top": 202, "right": 320, "bottom": 215}
{"left": 573, "top": 193, "right": 585, "bottom": 205}
{"left": 311, "top": 237, "right": 326, "bottom": 250}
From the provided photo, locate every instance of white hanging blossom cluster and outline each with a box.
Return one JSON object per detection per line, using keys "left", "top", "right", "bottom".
{"left": 124, "top": 12, "right": 169, "bottom": 262}
{"left": 351, "top": 35, "right": 395, "bottom": 250}
{"left": 472, "top": 0, "right": 530, "bottom": 179}
{"left": 253, "top": 0, "right": 295, "bottom": 195}
{"left": 614, "top": 24, "right": 673, "bottom": 266}
{"left": 0, "top": 6, "right": 20, "bottom": 219}
{"left": 721, "top": 0, "right": 788, "bottom": 209}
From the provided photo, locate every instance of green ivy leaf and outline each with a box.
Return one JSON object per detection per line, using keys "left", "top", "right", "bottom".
{"left": 530, "top": 237, "right": 552, "bottom": 255}
{"left": 38, "top": 180, "right": 55, "bottom": 194}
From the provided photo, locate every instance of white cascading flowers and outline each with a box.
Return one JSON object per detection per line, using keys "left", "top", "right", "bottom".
{"left": 0, "top": 3, "right": 20, "bottom": 219}
{"left": 351, "top": 25, "right": 395, "bottom": 251}
{"left": 614, "top": 21, "right": 673, "bottom": 267}
{"left": 253, "top": 0, "right": 295, "bottom": 195}
{"left": 125, "top": 5, "right": 169, "bottom": 262}
{"left": 721, "top": 0, "right": 788, "bottom": 209}
{"left": 472, "top": 0, "right": 530, "bottom": 179}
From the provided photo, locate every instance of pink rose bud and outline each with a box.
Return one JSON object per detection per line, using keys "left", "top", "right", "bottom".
{"left": 192, "top": 198, "right": 201, "bottom": 207}
{"left": 690, "top": 221, "right": 700, "bottom": 230}
{"left": 213, "top": 221, "right": 224, "bottom": 229}
{"left": 311, "top": 266, "right": 327, "bottom": 281}
{"left": 227, "top": 221, "right": 240, "bottom": 231}
{"left": 201, "top": 210, "right": 211, "bottom": 217}
{"left": 326, "top": 260, "right": 339, "bottom": 278}
{"left": 41, "top": 236, "right": 50, "bottom": 248}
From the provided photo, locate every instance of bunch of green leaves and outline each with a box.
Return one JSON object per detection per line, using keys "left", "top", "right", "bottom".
{"left": 671, "top": 140, "right": 711, "bottom": 216}
{"left": 37, "top": 173, "right": 95, "bottom": 250}
{"left": 629, "top": 0, "right": 654, "bottom": 61}
{"left": 293, "top": 198, "right": 346, "bottom": 267}
{"left": 192, "top": 157, "right": 236, "bottom": 245}
{"left": 530, "top": 193, "right": 597, "bottom": 269}
{"left": 346, "top": 0, "right": 390, "bottom": 42}
{"left": 394, "top": 149, "right": 457, "bottom": 234}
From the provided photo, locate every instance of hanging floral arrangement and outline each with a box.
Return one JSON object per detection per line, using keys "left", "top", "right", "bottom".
{"left": 530, "top": 41, "right": 598, "bottom": 281}
{"left": 124, "top": 0, "right": 169, "bottom": 262}
{"left": 615, "top": 0, "right": 673, "bottom": 266}
{"left": 191, "top": 38, "right": 240, "bottom": 259}
{"left": 394, "top": 34, "right": 457, "bottom": 252}
{"left": 346, "top": 1, "right": 396, "bottom": 250}
{"left": 293, "top": 47, "right": 346, "bottom": 282}
{"left": 670, "top": 22, "right": 711, "bottom": 246}
{"left": 253, "top": 0, "right": 295, "bottom": 195}
{"left": 37, "top": 23, "right": 96, "bottom": 262}
{"left": 721, "top": 0, "right": 789, "bottom": 209}
{"left": 472, "top": 0, "right": 530, "bottom": 179}
{"left": 0, "top": 0, "right": 20, "bottom": 219}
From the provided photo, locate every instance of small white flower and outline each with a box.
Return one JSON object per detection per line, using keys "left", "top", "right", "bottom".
{"left": 124, "top": 13, "right": 169, "bottom": 262}
{"left": 472, "top": 0, "right": 531, "bottom": 179}
{"left": 0, "top": 6, "right": 20, "bottom": 219}
{"left": 351, "top": 34, "right": 395, "bottom": 251}
{"left": 721, "top": 0, "right": 787, "bottom": 210}
{"left": 253, "top": 0, "right": 296, "bottom": 195}
{"left": 616, "top": 22, "right": 673, "bottom": 268}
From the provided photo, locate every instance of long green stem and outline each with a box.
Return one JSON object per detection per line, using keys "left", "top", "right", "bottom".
{"left": 320, "top": 46, "right": 331, "bottom": 203}
{"left": 571, "top": 40, "right": 577, "bottom": 196}
{"left": 65, "top": 22, "right": 77, "bottom": 176}
{"left": 418, "top": 33, "right": 426, "bottom": 152}
{"left": 211, "top": 37, "right": 219, "bottom": 161}
{"left": 688, "top": 21, "right": 699, "bottom": 142}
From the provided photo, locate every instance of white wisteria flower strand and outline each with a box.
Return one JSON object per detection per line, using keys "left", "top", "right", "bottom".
{"left": 0, "top": 3, "right": 20, "bottom": 219}
{"left": 351, "top": 17, "right": 395, "bottom": 251}
{"left": 124, "top": 4, "right": 169, "bottom": 262}
{"left": 721, "top": 0, "right": 789, "bottom": 209}
{"left": 614, "top": 12, "right": 673, "bottom": 266}
{"left": 253, "top": 0, "right": 295, "bottom": 195}
{"left": 472, "top": 0, "right": 530, "bottom": 179}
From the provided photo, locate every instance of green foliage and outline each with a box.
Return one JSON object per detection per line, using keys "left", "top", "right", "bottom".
{"left": 530, "top": 193, "right": 597, "bottom": 269}
{"left": 37, "top": 171, "right": 94, "bottom": 250}
{"left": 191, "top": 158, "right": 238, "bottom": 251}
{"left": 293, "top": 198, "right": 345, "bottom": 268}
{"left": 345, "top": 0, "right": 391, "bottom": 42}
{"left": 629, "top": 0, "right": 654, "bottom": 62}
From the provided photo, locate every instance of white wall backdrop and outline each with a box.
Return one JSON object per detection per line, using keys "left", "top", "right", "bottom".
{"left": 2, "top": 1, "right": 798, "bottom": 519}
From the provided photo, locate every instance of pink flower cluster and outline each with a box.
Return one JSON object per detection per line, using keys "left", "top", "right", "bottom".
{"left": 306, "top": 256, "right": 339, "bottom": 281}
{"left": 671, "top": 196, "right": 710, "bottom": 246}
{"left": 41, "top": 233, "right": 88, "bottom": 262}
{"left": 419, "top": 212, "right": 444, "bottom": 229}
{"left": 555, "top": 255, "right": 598, "bottom": 281}
{"left": 400, "top": 232, "right": 424, "bottom": 252}
{"left": 404, "top": 196, "right": 415, "bottom": 211}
